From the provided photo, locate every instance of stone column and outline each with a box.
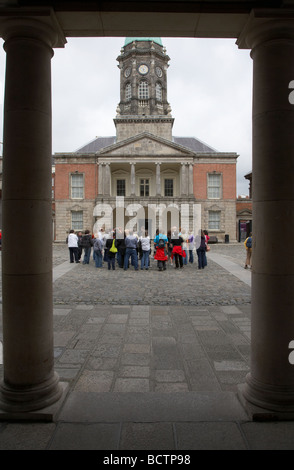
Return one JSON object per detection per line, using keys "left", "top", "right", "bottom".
{"left": 188, "top": 163, "right": 194, "bottom": 196}
{"left": 237, "top": 11, "right": 294, "bottom": 415}
{"left": 181, "top": 163, "right": 187, "bottom": 196}
{"left": 98, "top": 162, "right": 103, "bottom": 195}
{"left": 156, "top": 162, "right": 161, "bottom": 196}
{"left": 105, "top": 163, "right": 111, "bottom": 196}
{"left": 130, "top": 162, "right": 136, "bottom": 196}
{"left": 0, "top": 16, "right": 66, "bottom": 415}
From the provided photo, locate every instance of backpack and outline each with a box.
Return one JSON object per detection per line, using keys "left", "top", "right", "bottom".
{"left": 158, "top": 238, "right": 165, "bottom": 249}
{"left": 246, "top": 237, "right": 252, "bottom": 249}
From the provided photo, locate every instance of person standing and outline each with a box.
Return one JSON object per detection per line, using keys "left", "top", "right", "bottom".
{"left": 203, "top": 229, "right": 210, "bottom": 267}
{"left": 154, "top": 230, "right": 168, "bottom": 271}
{"left": 67, "top": 229, "right": 80, "bottom": 263}
{"left": 124, "top": 230, "right": 138, "bottom": 271}
{"left": 81, "top": 229, "right": 93, "bottom": 264}
{"left": 93, "top": 233, "right": 103, "bottom": 268}
{"left": 171, "top": 230, "right": 185, "bottom": 269}
{"left": 117, "top": 230, "right": 126, "bottom": 268}
{"left": 188, "top": 230, "right": 194, "bottom": 264}
{"left": 196, "top": 229, "right": 206, "bottom": 269}
{"left": 167, "top": 229, "right": 173, "bottom": 266}
{"left": 76, "top": 230, "right": 83, "bottom": 261}
{"left": 154, "top": 237, "right": 168, "bottom": 271}
{"left": 244, "top": 232, "right": 253, "bottom": 269}
{"left": 140, "top": 230, "right": 151, "bottom": 270}
{"left": 106, "top": 230, "right": 118, "bottom": 270}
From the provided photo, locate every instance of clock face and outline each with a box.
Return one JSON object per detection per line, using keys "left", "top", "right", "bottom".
{"left": 124, "top": 67, "right": 131, "bottom": 78}
{"left": 138, "top": 64, "right": 149, "bottom": 75}
{"left": 156, "top": 67, "right": 163, "bottom": 78}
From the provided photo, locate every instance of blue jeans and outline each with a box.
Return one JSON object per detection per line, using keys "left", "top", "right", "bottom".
{"left": 83, "top": 246, "right": 91, "bottom": 264}
{"left": 197, "top": 248, "right": 206, "bottom": 269}
{"left": 124, "top": 248, "right": 138, "bottom": 270}
{"left": 94, "top": 250, "right": 103, "bottom": 267}
{"left": 188, "top": 250, "right": 194, "bottom": 263}
{"left": 108, "top": 257, "right": 116, "bottom": 270}
{"left": 141, "top": 250, "right": 149, "bottom": 269}
{"left": 183, "top": 250, "right": 188, "bottom": 264}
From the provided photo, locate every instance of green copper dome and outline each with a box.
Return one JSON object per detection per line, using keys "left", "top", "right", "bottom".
{"left": 124, "top": 37, "right": 163, "bottom": 47}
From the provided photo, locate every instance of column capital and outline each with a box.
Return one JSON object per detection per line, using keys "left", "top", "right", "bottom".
{"left": 237, "top": 8, "right": 294, "bottom": 50}
{"left": 0, "top": 8, "right": 66, "bottom": 49}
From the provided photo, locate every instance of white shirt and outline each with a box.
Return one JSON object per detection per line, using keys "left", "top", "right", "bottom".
{"left": 140, "top": 236, "right": 150, "bottom": 251}
{"left": 68, "top": 233, "right": 78, "bottom": 248}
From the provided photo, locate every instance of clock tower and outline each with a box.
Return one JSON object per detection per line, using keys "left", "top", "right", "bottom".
{"left": 114, "top": 37, "right": 174, "bottom": 142}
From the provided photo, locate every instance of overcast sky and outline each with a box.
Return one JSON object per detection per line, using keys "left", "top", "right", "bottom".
{"left": 0, "top": 36, "right": 253, "bottom": 196}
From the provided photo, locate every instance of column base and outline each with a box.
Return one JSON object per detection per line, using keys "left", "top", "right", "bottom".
{"left": 0, "top": 381, "right": 68, "bottom": 422}
{"left": 238, "top": 374, "right": 294, "bottom": 421}
{"left": 0, "top": 372, "right": 65, "bottom": 417}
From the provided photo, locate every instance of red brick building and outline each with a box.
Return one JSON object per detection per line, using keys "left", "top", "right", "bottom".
{"left": 54, "top": 38, "right": 238, "bottom": 242}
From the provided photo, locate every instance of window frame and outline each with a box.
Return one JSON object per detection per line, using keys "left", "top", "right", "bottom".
{"left": 125, "top": 82, "right": 132, "bottom": 101}
{"left": 138, "top": 80, "right": 149, "bottom": 100}
{"left": 164, "top": 178, "right": 174, "bottom": 197}
{"left": 116, "top": 179, "right": 126, "bottom": 197}
{"left": 208, "top": 210, "right": 221, "bottom": 230}
{"left": 140, "top": 178, "right": 150, "bottom": 197}
{"left": 155, "top": 82, "right": 162, "bottom": 102}
{"left": 71, "top": 173, "right": 84, "bottom": 199}
{"left": 207, "top": 173, "right": 222, "bottom": 199}
{"left": 71, "top": 210, "right": 83, "bottom": 231}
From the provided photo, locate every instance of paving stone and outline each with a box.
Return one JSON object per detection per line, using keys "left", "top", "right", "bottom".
{"left": 120, "top": 422, "right": 175, "bottom": 450}
{"left": 49, "top": 423, "right": 120, "bottom": 450}
{"left": 175, "top": 422, "right": 247, "bottom": 450}
{"left": 0, "top": 423, "right": 56, "bottom": 450}
{"left": 113, "top": 378, "right": 150, "bottom": 392}
{"left": 118, "top": 366, "right": 150, "bottom": 378}
{"left": 74, "top": 370, "right": 114, "bottom": 392}
{"left": 155, "top": 369, "right": 186, "bottom": 382}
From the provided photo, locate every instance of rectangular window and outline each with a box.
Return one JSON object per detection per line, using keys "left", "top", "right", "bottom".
{"left": 117, "top": 179, "right": 126, "bottom": 196}
{"left": 164, "top": 179, "right": 173, "bottom": 197}
{"left": 140, "top": 178, "right": 149, "bottom": 197}
{"left": 71, "top": 174, "right": 84, "bottom": 199}
{"left": 207, "top": 173, "right": 221, "bottom": 199}
{"left": 72, "top": 211, "right": 83, "bottom": 231}
{"left": 139, "top": 81, "right": 149, "bottom": 99}
{"left": 208, "top": 211, "right": 221, "bottom": 230}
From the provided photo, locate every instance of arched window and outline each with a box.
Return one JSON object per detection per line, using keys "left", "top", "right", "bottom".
{"left": 156, "top": 83, "right": 162, "bottom": 101}
{"left": 138, "top": 81, "right": 149, "bottom": 99}
{"left": 125, "top": 83, "right": 131, "bottom": 101}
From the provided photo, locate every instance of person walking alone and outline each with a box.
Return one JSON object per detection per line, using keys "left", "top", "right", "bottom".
{"left": 244, "top": 232, "right": 253, "bottom": 269}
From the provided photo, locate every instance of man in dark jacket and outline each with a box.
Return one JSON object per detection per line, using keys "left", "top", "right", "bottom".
{"left": 81, "top": 229, "right": 93, "bottom": 264}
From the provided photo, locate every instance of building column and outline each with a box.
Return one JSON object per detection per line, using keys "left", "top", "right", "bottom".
{"left": 105, "top": 163, "right": 111, "bottom": 196}
{"left": 156, "top": 162, "right": 161, "bottom": 196}
{"left": 0, "top": 16, "right": 66, "bottom": 415}
{"left": 181, "top": 163, "right": 188, "bottom": 196}
{"left": 237, "top": 11, "right": 294, "bottom": 415}
{"left": 130, "top": 162, "right": 136, "bottom": 196}
{"left": 98, "top": 162, "right": 103, "bottom": 195}
{"left": 188, "top": 163, "right": 194, "bottom": 196}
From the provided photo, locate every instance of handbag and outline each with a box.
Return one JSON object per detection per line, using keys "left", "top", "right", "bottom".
{"left": 109, "top": 239, "right": 118, "bottom": 253}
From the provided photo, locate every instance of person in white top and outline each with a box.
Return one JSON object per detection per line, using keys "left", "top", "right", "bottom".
{"left": 67, "top": 229, "right": 80, "bottom": 263}
{"left": 140, "top": 230, "right": 151, "bottom": 270}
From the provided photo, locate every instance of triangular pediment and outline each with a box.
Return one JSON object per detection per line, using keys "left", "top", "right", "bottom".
{"left": 97, "top": 132, "right": 196, "bottom": 158}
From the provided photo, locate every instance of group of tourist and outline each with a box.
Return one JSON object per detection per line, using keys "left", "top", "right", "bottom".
{"left": 67, "top": 227, "right": 211, "bottom": 271}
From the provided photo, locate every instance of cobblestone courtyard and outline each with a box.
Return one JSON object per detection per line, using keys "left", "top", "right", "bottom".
{"left": 53, "top": 243, "right": 251, "bottom": 306}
